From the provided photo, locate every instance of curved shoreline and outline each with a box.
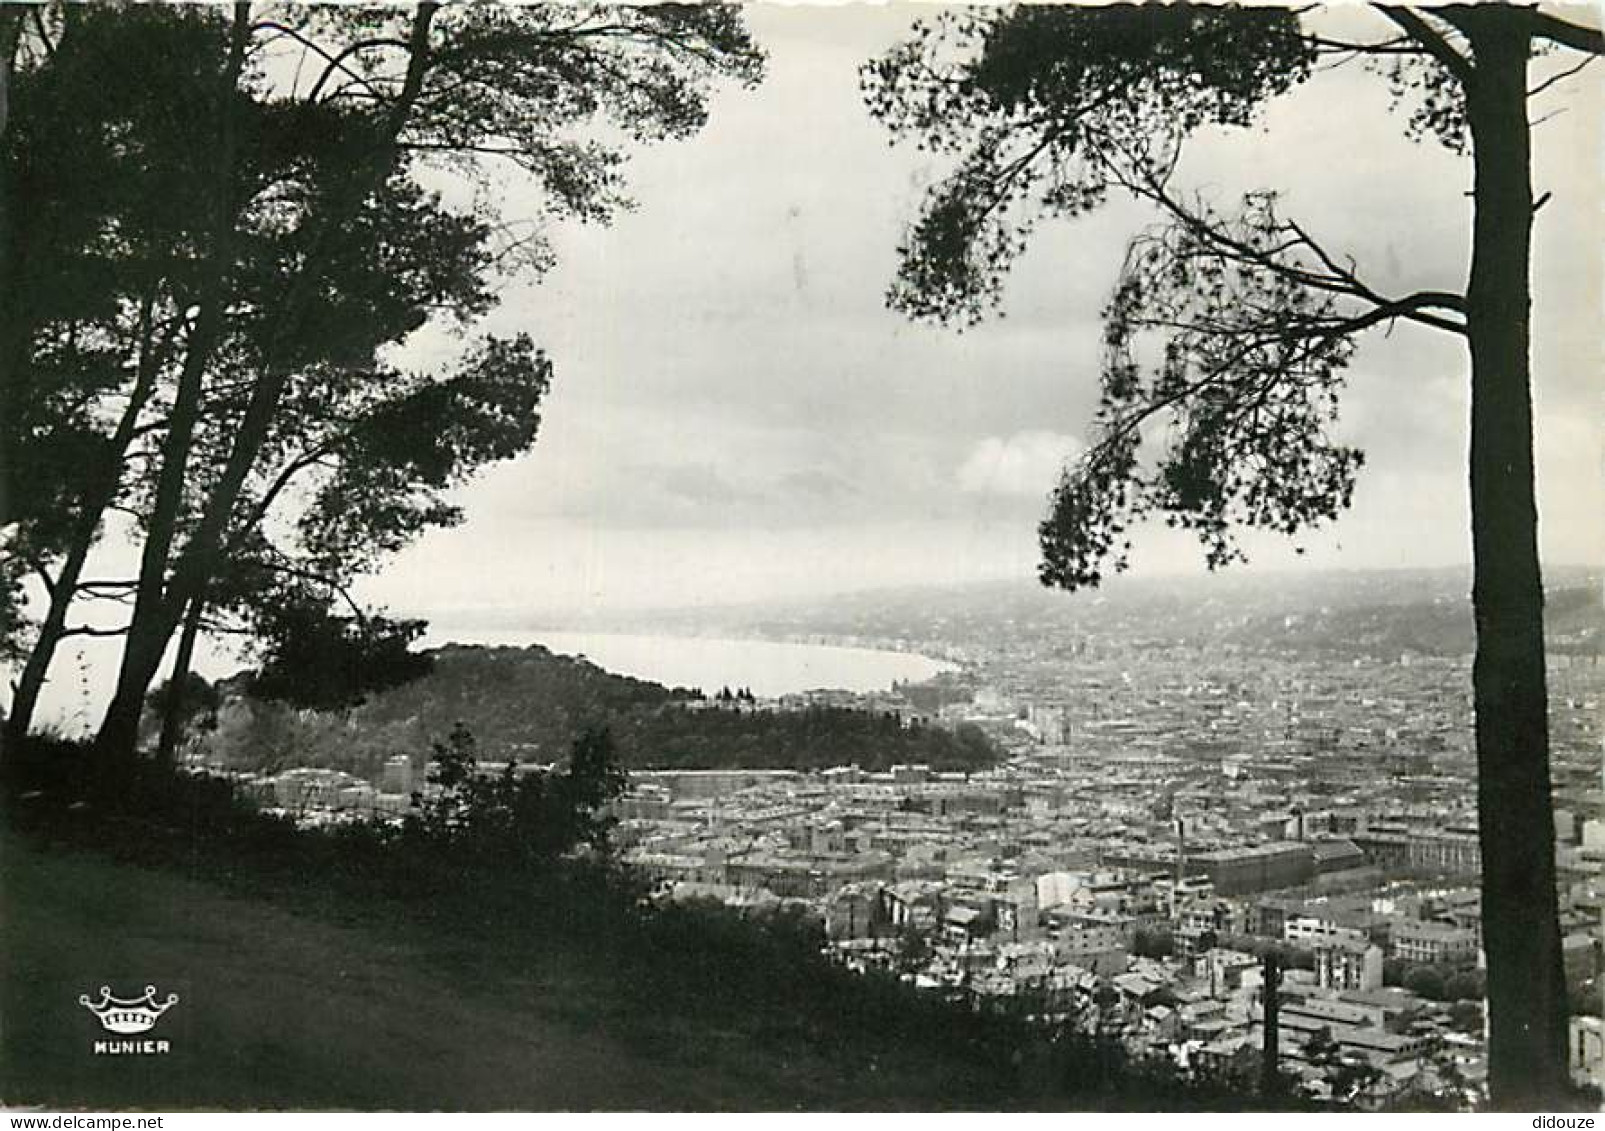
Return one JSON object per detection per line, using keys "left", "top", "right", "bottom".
{"left": 429, "top": 628, "right": 956, "bottom": 698}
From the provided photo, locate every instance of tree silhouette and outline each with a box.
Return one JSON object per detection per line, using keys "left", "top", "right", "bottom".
{"left": 408, "top": 723, "right": 627, "bottom": 867}
{"left": 2, "top": 7, "right": 242, "bottom": 725}
{"left": 866, "top": 3, "right": 1601, "bottom": 1107}
{"left": 0, "top": 4, "right": 764, "bottom": 755}
{"left": 140, "top": 671, "right": 220, "bottom": 752}
{"left": 245, "top": 596, "right": 433, "bottom": 714}
{"left": 2, "top": 24, "right": 551, "bottom": 743}
{"left": 1404, "top": 964, "right": 1448, "bottom": 1002}
{"left": 1132, "top": 926, "right": 1175, "bottom": 959}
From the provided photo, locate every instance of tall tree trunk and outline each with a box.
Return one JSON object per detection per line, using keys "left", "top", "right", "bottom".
{"left": 98, "top": 2, "right": 443, "bottom": 755}
{"left": 0, "top": 6, "right": 23, "bottom": 532}
{"left": 1461, "top": 15, "right": 1568, "bottom": 1109}
{"left": 5, "top": 296, "right": 163, "bottom": 746}
{"left": 1260, "top": 951, "right": 1281, "bottom": 1099}
{"left": 0, "top": 7, "right": 17, "bottom": 143}
{"left": 6, "top": 545, "right": 85, "bottom": 746}
{"left": 98, "top": 310, "right": 227, "bottom": 757}
{"left": 96, "top": 3, "right": 251, "bottom": 760}
{"left": 155, "top": 594, "right": 204, "bottom": 764}
{"left": 96, "top": 617, "right": 169, "bottom": 758}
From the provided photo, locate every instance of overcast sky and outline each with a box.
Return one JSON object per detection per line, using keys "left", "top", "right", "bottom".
{"left": 346, "top": 4, "right": 1602, "bottom": 627}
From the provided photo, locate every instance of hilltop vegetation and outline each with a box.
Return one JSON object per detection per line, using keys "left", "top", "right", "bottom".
{"left": 604, "top": 702, "right": 996, "bottom": 773}
{"left": 199, "top": 644, "right": 998, "bottom": 779}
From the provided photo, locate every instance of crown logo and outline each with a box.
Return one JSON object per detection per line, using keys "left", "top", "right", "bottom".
{"left": 79, "top": 985, "right": 179, "bottom": 1034}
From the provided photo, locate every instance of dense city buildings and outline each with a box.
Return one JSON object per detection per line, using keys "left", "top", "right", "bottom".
{"left": 206, "top": 574, "right": 1605, "bottom": 1108}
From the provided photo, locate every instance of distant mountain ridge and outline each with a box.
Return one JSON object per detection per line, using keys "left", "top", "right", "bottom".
{"left": 561, "top": 566, "right": 1602, "bottom": 660}
{"left": 430, "top": 564, "right": 1601, "bottom": 634}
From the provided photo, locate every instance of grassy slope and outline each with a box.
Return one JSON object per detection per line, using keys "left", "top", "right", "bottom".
{"left": 0, "top": 834, "right": 990, "bottom": 1111}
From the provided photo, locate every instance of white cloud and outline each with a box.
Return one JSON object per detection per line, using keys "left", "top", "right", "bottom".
{"left": 957, "top": 430, "right": 1083, "bottom": 498}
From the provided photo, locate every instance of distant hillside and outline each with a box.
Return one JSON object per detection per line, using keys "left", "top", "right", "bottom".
{"left": 1221, "top": 584, "right": 1603, "bottom": 659}
{"left": 604, "top": 701, "right": 997, "bottom": 772}
{"left": 355, "top": 643, "right": 681, "bottom": 748}
{"left": 605, "top": 567, "right": 1602, "bottom": 660}
{"left": 204, "top": 644, "right": 999, "bottom": 778}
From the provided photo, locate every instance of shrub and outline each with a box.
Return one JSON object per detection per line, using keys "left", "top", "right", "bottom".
{"left": 1, "top": 729, "right": 1305, "bottom": 1110}
{"left": 1444, "top": 970, "right": 1485, "bottom": 1003}
{"left": 1133, "top": 926, "right": 1175, "bottom": 959}
{"left": 396, "top": 723, "right": 626, "bottom": 868}
{"left": 1403, "top": 965, "right": 1447, "bottom": 1001}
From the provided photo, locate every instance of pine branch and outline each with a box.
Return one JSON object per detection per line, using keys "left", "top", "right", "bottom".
{"left": 1529, "top": 53, "right": 1599, "bottom": 98}
{"left": 1110, "top": 157, "right": 1467, "bottom": 338}
{"left": 61, "top": 624, "right": 132, "bottom": 639}
{"left": 1375, "top": 6, "right": 1476, "bottom": 86}
{"left": 1527, "top": 12, "right": 1605, "bottom": 57}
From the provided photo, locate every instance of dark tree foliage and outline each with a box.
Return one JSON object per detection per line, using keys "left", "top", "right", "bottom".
{"left": 1, "top": 10, "right": 223, "bottom": 523}
{"left": 405, "top": 723, "right": 627, "bottom": 866}
{"left": 2, "top": 7, "right": 522, "bottom": 738}
{"left": 1403, "top": 964, "right": 1447, "bottom": 1002}
{"left": 1303, "top": 1026, "right": 1383, "bottom": 1106}
{"left": 897, "top": 924, "right": 934, "bottom": 975}
{"left": 246, "top": 598, "right": 433, "bottom": 713}
{"left": 1053, "top": 193, "right": 1367, "bottom": 584}
{"left": 0, "top": 7, "right": 233, "bottom": 678}
{"left": 866, "top": 4, "right": 1603, "bottom": 1107}
{"left": 0, "top": 3, "right": 765, "bottom": 753}
{"left": 291, "top": 334, "right": 554, "bottom": 578}
{"left": 342, "top": 642, "right": 678, "bottom": 761}
{"left": 861, "top": 6, "right": 1445, "bottom": 588}
{"left": 0, "top": 553, "right": 27, "bottom": 664}
{"left": 197, "top": 645, "right": 1001, "bottom": 782}
{"left": 864, "top": 6, "right": 1314, "bottom": 327}
{"left": 1449, "top": 1000, "right": 1484, "bottom": 1033}
{"left": 1443, "top": 969, "right": 1485, "bottom": 1003}
{"left": 344, "top": 647, "right": 1000, "bottom": 778}
{"left": 1131, "top": 926, "right": 1175, "bottom": 959}
{"left": 612, "top": 706, "right": 998, "bottom": 773}
{"left": 141, "top": 672, "right": 221, "bottom": 744}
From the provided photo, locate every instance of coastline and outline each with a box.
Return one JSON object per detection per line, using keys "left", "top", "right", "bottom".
{"left": 425, "top": 627, "right": 959, "bottom": 699}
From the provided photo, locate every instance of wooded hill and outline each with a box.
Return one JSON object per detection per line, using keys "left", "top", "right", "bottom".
{"left": 201, "top": 644, "right": 998, "bottom": 780}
